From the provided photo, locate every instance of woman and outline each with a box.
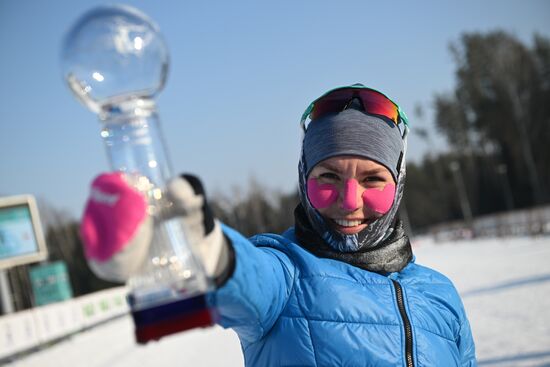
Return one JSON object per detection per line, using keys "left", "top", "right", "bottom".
{"left": 82, "top": 84, "right": 477, "bottom": 366}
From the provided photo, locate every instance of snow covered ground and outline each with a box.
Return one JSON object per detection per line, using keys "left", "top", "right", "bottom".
{"left": 8, "top": 235, "right": 550, "bottom": 366}
{"left": 414, "top": 236, "right": 550, "bottom": 367}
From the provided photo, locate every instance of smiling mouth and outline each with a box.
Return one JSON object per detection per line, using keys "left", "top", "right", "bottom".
{"left": 333, "top": 219, "right": 365, "bottom": 227}
{"left": 329, "top": 217, "right": 375, "bottom": 234}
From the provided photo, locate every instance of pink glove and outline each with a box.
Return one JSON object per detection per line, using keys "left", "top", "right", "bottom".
{"left": 81, "top": 172, "right": 152, "bottom": 282}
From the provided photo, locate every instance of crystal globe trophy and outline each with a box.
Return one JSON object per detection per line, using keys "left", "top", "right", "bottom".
{"left": 61, "top": 4, "right": 215, "bottom": 343}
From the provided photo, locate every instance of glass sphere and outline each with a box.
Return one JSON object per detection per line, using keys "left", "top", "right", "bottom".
{"left": 61, "top": 5, "right": 169, "bottom": 114}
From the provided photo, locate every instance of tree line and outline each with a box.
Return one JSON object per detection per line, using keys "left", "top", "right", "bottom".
{"left": 404, "top": 31, "right": 550, "bottom": 230}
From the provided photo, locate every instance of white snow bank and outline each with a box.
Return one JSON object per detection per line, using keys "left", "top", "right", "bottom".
{"left": 414, "top": 236, "right": 550, "bottom": 366}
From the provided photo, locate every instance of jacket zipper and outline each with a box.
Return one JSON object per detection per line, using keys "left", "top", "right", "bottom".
{"left": 392, "top": 280, "right": 414, "bottom": 367}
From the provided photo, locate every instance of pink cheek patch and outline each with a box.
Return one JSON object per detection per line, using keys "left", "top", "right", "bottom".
{"left": 362, "top": 183, "right": 396, "bottom": 214}
{"left": 307, "top": 178, "right": 338, "bottom": 209}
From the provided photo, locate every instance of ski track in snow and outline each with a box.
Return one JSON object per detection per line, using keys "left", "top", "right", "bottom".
{"left": 7, "top": 236, "right": 550, "bottom": 367}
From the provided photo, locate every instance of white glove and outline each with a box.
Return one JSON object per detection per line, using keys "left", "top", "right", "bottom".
{"left": 165, "top": 174, "right": 233, "bottom": 285}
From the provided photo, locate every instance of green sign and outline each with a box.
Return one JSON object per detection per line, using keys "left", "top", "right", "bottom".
{"left": 30, "top": 261, "right": 73, "bottom": 306}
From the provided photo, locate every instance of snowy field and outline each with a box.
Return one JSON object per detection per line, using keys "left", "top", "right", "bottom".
{"left": 8, "top": 236, "right": 550, "bottom": 366}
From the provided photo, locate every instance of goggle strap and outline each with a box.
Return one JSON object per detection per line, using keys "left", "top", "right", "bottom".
{"left": 398, "top": 106, "right": 409, "bottom": 126}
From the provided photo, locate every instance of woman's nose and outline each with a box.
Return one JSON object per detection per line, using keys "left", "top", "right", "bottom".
{"left": 341, "top": 179, "right": 360, "bottom": 211}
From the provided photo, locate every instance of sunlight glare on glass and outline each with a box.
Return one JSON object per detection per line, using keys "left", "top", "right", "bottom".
{"left": 153, "top": 188, "right": 162, "bottom": 200}
{"left": 92, "top": 72, "right": 104, "bottom": 82}
{"left": 134, "top": 36, "right": 144, "bottom": 50}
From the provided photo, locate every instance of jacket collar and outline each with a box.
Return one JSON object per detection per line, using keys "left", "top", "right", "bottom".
{"left": 293, "top": 204, "right": 413, "bottom": 274}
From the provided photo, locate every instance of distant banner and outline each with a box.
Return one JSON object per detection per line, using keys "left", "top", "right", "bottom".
{"left": 0, "top": 287, "right": 129, "bottom": 360}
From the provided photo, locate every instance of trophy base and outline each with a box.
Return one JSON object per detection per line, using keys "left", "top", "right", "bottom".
{"left": 129, "top": 292, "right": 216, "bottom": 344}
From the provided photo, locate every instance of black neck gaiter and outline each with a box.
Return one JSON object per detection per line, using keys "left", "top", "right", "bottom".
{"left": 294, "top": 204, "right": 413, "bottom": 274}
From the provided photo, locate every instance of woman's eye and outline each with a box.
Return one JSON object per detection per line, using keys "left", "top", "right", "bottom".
{"left": 319, "top": 172, "right": 339, "bottom": 180}
{"left": 364, "top": 176, "right": 384, "bottom": 183}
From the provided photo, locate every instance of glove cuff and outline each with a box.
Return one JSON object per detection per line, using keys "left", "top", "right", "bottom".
{"left": 199, "top": 220, "right": 235, "bottom": 287}
{"left": 212, "top": 233, "right": 236, "bottom": 288}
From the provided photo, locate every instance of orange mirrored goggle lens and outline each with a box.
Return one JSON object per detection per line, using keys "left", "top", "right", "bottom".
{"left": 309, "top": 88, "right": 400, "bottom": 125}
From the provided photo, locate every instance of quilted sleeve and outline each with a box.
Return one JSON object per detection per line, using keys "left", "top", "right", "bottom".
{"left": 457, "top": 306, "right": 478, "bottom": 366}
{"left": 208, "top": 225, "right": 296, "bottom": 344}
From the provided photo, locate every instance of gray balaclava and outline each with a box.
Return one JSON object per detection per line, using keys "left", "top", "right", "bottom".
{"left": 298, "top": 107, "right": 408, "bottom": 252}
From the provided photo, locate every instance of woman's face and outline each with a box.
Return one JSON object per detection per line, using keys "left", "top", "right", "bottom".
{"left": 307, "top": 155, "right": 396, "bottom": 235}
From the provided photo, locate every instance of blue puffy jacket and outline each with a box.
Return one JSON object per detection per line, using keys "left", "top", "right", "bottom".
{"left": 210, "top": 226, "right": 477, "bottom": 366}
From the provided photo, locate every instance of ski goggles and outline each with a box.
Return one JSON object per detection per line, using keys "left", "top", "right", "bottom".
{"left": 300, "top": 84, "right": 409, "bottom": 132}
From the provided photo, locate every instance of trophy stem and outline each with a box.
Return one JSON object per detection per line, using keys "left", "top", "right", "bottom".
{"left": 100, "top": 99, "right": 214, "bottom": 341}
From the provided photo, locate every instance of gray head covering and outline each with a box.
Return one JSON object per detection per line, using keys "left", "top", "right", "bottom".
{"left": 303, "top": 109, "right": 404, "bottom": 181}
{"left": 298, "top": 107, "right": 408, "bottom": 253}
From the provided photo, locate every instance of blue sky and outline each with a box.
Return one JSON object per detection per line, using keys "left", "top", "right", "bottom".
{"left": 1, "top": 0, "right": 549, "bottom": 218}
